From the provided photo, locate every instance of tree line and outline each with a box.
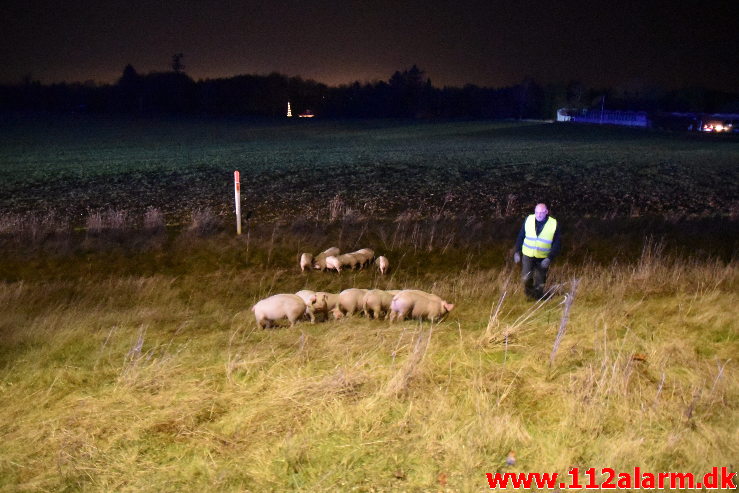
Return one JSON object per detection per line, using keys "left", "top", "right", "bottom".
{"left": 1, "top": 64, "right": 737, "bottom": 119}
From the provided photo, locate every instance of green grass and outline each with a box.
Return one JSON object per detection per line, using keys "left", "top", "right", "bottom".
{"left": 0, "top": 227, "right": 736, "bottom": 491}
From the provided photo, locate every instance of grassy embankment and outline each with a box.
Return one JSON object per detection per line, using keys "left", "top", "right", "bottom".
{"left": 0, "top": 218, "right": 736, "bottom": 492}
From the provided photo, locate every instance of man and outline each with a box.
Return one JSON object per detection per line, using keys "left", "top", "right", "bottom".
{"left": 513, "top": 203, "right": 561, "bottom": 300}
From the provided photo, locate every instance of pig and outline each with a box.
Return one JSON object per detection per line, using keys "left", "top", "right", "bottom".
{"left": 252, "top": 294, "right": 308, "bottom": 328}
{"left": 389, "top": 290, "right": 454, "bottom": 322}
{"left": 362, "top": 289, "right": 402, "bottom": 319}
{"left": 325, "top": 255, "right": 342, "bottom": 272}
{"left": 295, "top": 290, "right": 323, "bottom": 323}
{"left": 326, "top": 253, "right": 359, "bottom": 272}
{"left": 332, "top": 288, "right": 369, "bottom": 318}
{"left": 316, "top": 291, "right": 339, "bottom": 315}
{"left": 350, "top": 248, "right": 375, "bottom": 268}
{"left": 376, "top": 255, "right": 390, "bottom": 275}
{"left": 338, "top": 253, "right": 361, "bottom": 270}
{"left": 299, "top": 253, "right": 314, "bottom": 272}
{"left": 313, "top": 247, "right": 341, "bottom": 270}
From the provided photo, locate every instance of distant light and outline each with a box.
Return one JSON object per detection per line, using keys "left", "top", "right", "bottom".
{"left": 701, "top": 121, "right": 731, "bottom": 132}
{"left": 299, "top": 109, "right": 315, "bottom": 118}
{"left": 286, "top": 102, "right": 292, "bottom": 117}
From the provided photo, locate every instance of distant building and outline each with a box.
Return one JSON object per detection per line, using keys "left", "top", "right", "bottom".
{"left": 557, "top": 108, "right": 648, "bottom": 127}
{"left": 557, "top": 108, "right": 739, "bottom": 132}
{"left": 298, "top": 109, "right": 314, "bottom": 118}
{"left": 556, "top": 108, "right": 573, "bottom": 122}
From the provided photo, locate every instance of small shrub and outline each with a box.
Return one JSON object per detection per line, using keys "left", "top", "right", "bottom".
{"left": 85, "top": 211, "right": 104, "bottom": 235}
{"left": 143, "top": 207, "right": 166, "bottom": 235}
{"left": 85, "top": 209, "right": 129, "bottom": 237}
{"left": 187, "top": 208, "right": 221, "bottom": 237}
{"left": 84, "top": 209, "right": 132, "bottom": 246}
{"left": 0, "top": 212, "right": 70, "bottom": 249}
{"left": 328, "top": 194, "right": 346, "bottom": 222}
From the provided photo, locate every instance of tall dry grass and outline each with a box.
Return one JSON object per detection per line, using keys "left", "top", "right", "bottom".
{"left": 0, "top": 220, "right": 736, "bottom": 491}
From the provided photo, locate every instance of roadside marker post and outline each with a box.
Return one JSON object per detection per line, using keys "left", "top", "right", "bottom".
{"left": 234, "top": 170, "right": 242, "bottom": 235}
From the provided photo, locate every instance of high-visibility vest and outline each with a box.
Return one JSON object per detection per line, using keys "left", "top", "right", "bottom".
{"left": 521, "top": 215, "right": 557, "bottom": 258}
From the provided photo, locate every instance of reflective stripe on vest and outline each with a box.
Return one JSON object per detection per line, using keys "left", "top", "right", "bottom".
{"left": 521, "top": 215, "right": 557, "bottom": 259}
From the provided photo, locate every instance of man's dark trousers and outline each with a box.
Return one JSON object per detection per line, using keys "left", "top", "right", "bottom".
{"left": 521, "top": 255, "right": 548, "bottom": 300}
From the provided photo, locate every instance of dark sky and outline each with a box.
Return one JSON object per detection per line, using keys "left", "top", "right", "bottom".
{"left": 2, "top": 0, "right": 738, "bottom": 91}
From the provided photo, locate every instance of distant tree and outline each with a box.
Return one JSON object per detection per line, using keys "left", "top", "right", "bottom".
{"left": 116, "top": 64, "right": 143, "bottom": 112}
{"left": 387, "top": 65, "right": 431, "bottom": 117}
{"left": 514, "top": 78, "right": 544, "bottom": 119}
{"left": 542, "top": 83, "right": 567, "bottom": 118}
{"left": 141, "top": 71, "right": 197, "bottom": 113}
{"left": 118, "top": 64, "right": 139, "bottom": 85}
{"left": 405, "top": 65, "right": 425, "bottom": 88}
{"left": 566, "top": 80, "right": 586, "bottom": 108}
{"left": 171, "top": 54, "right": 185, "bottom": 73}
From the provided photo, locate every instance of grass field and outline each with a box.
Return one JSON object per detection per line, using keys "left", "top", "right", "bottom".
{"left": 1, "top": 115, "right": 737, "bottom": 222}
{"left": 0, "top": 116, "right": 737, "bottom": 491}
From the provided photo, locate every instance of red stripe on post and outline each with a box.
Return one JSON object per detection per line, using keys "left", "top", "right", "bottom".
{"left": 234, "top": 170, "right": 242, "bottom": 235}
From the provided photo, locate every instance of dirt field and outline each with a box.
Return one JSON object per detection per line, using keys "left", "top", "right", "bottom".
{"left": 1, "top": 115, "right": 737, "bottom": 223}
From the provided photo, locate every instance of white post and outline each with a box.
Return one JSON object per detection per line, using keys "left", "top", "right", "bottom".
{"left": 234, "top": 170, "right": 242, "bottom": 235}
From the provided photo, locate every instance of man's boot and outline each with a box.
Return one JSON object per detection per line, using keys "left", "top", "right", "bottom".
{"left": 533, "top": 286, "right": 544, "bottom": 300}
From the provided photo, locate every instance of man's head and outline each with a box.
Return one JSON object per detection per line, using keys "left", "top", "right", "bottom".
{"left": 534, "top": 203, "right": 548, "bottom": 222}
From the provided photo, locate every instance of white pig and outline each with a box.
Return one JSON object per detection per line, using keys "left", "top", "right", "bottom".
{"left": 295, "top": 290, "right": 322, "bottom": 323}
{"left": 313, "top": 247, "right": 341, "bottom": 270}
{"left": 299, "top": 253, "right": 314, "bottom": 272}
{"left": 376, "top": 255, "right": 389, "bottom": 275}
{"left": 339, "top": 253, "right": 361, "bottom": 270}
{"left": 389, "top": 290, "right": 454, "bottom": 322}
{"left": 325, "top": 255, "right": 342, "bottom": 272}
{"left": 316, "top": 291, "right": 339, "bottom": 318}
{"left": 362, "top": 289, "right": 401, "bottom": 319}
{"left": 332, "top": 288, "right": 369, "bottom": 318}
{"left": 252, "top": 294, "right": 309, "bottom": 328}
{"left": 351, "top": 248, "right": 375, "bottom": 268}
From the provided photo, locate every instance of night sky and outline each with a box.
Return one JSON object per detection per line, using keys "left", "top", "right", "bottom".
{"left": 3, "top": 0, "right": 738, "bottom": 91}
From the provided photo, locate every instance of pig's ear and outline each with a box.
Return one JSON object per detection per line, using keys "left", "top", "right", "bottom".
{"left": 310, "top": 295, "right": 317, "bottom": 305}
{"left": 444, "top": 303, "right": 455, "bottom": 311}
